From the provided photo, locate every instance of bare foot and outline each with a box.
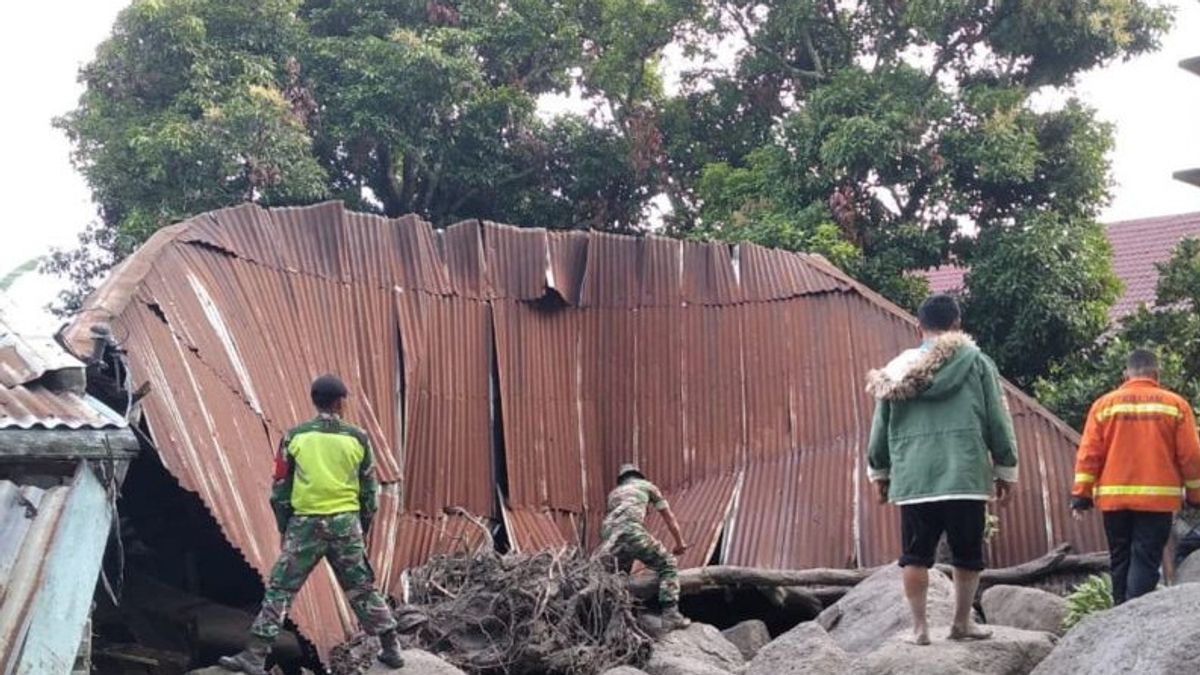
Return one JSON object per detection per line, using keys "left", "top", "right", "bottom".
{"left": 948, "top": 624, "right": 993, "bottom": 641}
{"left": 909, "top": 626, "right": 931, "bottom": 646}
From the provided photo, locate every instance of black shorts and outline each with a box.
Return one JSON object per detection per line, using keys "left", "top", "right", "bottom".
{"left": 899, "top": 500, "right": 987, "bottom": 571}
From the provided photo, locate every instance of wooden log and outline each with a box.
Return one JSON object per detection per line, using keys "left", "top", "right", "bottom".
{"left": 629, "top": 544, "right": 1108, "bottom": 601}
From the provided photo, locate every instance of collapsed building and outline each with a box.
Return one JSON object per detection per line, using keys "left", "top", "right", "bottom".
{"left": 59, "top": 201, "right": 1105, "bottom": 660}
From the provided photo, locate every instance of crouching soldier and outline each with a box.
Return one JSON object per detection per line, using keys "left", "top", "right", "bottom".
{"left": 600, "top": 463, "right": 691, "bottom": 629}
{"left": 219, "top": 375, "right": 404, "bottom": 673}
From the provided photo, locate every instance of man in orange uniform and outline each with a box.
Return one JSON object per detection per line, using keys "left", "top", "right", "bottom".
{"left": 1071, "top": 349, "right": 1200, "bottom": 604}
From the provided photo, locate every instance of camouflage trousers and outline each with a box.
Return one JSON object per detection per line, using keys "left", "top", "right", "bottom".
{"left": 603, "top": 526, "right": 680, "bottom": 606}
{"left": 250, "top": 512, "right": 397, "bottom": 641}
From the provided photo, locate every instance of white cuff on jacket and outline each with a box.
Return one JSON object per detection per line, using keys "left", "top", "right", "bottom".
{"left": 867, "top": 467, "right": 890, "bottom": 481}
{"left": 993, "top": 464, "right": 1019, "bottom": 483}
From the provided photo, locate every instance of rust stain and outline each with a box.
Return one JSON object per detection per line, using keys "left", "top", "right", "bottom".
{"left": 64, "top": 201, "right": 1104, "bottom": 657}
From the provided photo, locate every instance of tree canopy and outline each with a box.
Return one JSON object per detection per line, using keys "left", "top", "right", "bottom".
{"left": 52, "top": 0, "right": 1174, "bottom": 392}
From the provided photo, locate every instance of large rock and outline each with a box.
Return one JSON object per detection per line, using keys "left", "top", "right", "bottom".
{"left": 742, "top": 622, "right": 852, "bottom": 675}
{"left": 721, "top": 619, "right": 772, "bottom": 661}
{"left": 361, "top": 650, "right": 466, "bottom": 674}
{"left": 859, "top": 625, "right": 1057, "bottom": 675}
{"left": 817, "top": 563, "right": 956, "bottom": 653}
{"left": 1174, "top": 549, "right": 1200, "bottom": 584}
{"left": 644, "top": 623, "right": 744, "bottom": 675}
{"left": 981, "top": 585, "right": 1067, "bottom": 635}
{"left": 643, "top": 656, "right": 734, "bottom": 675}
{"left": 1032, "top": 583, "right": 1200, "bottom": 675}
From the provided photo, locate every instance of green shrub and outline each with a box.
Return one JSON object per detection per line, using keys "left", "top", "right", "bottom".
{"left": 1062, "top": 574, "right": 1113, "bottom": 632}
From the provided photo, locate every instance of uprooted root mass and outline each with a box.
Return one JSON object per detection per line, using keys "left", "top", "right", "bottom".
{"left": 331, "top": 548, "right": 652, "bottom": 675}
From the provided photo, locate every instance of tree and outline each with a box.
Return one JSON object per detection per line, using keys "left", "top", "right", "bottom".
{"left": 51, "top": 0, "right": 707, "bottom": 312}
{"left": 1036, "top": 238, "right": 1200, "bottom": 430}
{"left": 52, "top": 0, "right": 1172, "bottom": 362}
{"left": 682, "top": 0, "right": 1169, "bottom": 382}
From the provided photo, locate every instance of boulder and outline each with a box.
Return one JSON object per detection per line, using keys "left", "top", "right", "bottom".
{"left": 859, "top": 625, "right": 1057, "bottom": 675}
{"left": 742, "top": 622, "right": 852, "bottom": 675}
{"left": 643, "top": 656, "right": 734, "bottom": 675}
{"left": 817, "top": 563, "right": 956, "bottom": 653}
{"left": 981, "top": 585, "right": 1068, "bottom": 635}
{"left": 361, "top": 650, "right": 467, "bottom": 674}
{"left": 601, "top": 667, "right": 651, "bottom": 675}
{"left": 721, "top": 619, "right": 772, "bottom": 661}
{"left": 1031, "top": 583, "right": 1200, "bottom": 675}
{"left": 1174, "top": 549, "right": 1200, "bottom": 585}
{"left": 645, "top": 623, "right": 744, "bottom": 675}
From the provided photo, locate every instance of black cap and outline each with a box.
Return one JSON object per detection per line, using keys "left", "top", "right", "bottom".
{"left": 311, "top": 374, "right": 348, "bottom": 409}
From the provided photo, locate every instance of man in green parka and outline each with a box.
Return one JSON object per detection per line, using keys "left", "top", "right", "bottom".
{"left": 866, "top": 294, "right": 1018, "bottom": 646}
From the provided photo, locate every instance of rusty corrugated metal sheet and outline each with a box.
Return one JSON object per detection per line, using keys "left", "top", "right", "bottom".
{"left": 0, "top": 304, "right": 128, "bottom": 432}
{"left": 0, "top": 386, "right": 126, "bottom": 431}
{"left": 503, "top": 506, "right": 574, "bottom": 553}
{"left": 65, "top": 201, "right": 1105, "bottom": 657}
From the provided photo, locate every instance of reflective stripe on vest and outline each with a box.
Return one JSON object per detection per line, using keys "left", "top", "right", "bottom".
{"left": 1094, "top": 485, "right": 1184, "bottom": 497}
{"left": 1096, "top": 403, "right": 1182, "bottom": 422}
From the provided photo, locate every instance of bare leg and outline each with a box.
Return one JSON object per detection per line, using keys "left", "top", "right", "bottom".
{"left": 902, "top": 566, "right": 931, "bottom": 645}
{"left": 948, "top": 568, "right": 991, "bottom": 640}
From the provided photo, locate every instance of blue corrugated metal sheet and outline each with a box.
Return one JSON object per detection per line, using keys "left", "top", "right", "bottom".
{"left": 0, "top": 463, "right": 112, "bottom": 674}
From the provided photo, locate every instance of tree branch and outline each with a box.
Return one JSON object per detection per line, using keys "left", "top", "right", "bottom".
{"left": 376, "top": 143, "right": 405, "bottom": 217}
{"left": 727, "top": 6, "right": 826, "bottom": 82}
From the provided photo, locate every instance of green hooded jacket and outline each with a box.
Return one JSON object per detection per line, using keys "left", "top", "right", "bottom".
{"left": 865, "top": 332, "right": 1018, "bottom": 504}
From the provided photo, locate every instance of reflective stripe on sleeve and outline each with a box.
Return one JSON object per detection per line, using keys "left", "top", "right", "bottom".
{"left": 1094, "top": 485, "right": 1184, "bottom": 497}
{"left": 1074, "top": 473, "right": 1096, "bottom": 484}
{"left": 1096, "top": 403, "right": 1182, "bottom": 422}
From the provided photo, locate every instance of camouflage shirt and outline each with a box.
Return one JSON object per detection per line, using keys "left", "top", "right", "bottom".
{"left": 601, "top": 478, "right": 669, "bottom": 537}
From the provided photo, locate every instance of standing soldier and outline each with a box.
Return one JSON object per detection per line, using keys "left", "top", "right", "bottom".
{"left": 219, "top": 375, "right": 404, "bottom": 674}
{"left": 1071, "top": 349, "right": 1200, "bottom": 605}
{"left": 600, "top": 463, "right": 691, "bottom": 629}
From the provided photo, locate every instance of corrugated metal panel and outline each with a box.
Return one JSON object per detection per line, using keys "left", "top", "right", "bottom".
{"left": 641, "top": 473, "right": 739, "bottom": 570}
{"left": 0, "top": 387, "right": 125, "bottom": 431}
{"left": 65, "top": 201, "right": 1107, "bottom": 657}
{"left": 578, "top": 232, "right": 640, "bottom": 307}
{"left": 682, "top": 240, "right": 741, "bottom": 305}
{"left": 395, "top": 291, "right": 494, "bottom": 516}
{"left": 504, "top": 506, "right": 573, "bottom": 553}
{"left": 484, "top": 222, "right": 549, "bottom": 300}
{"left": 0, "top": 464, "right": 112, "bottom": 673}
{"left": 0, "top": 303, "right": 128, "bottom": 432}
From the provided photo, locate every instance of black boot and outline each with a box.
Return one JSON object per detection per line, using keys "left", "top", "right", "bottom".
{"left": 377, "top": 629, "right": 406, "bottom": 669}
{"left": 661, "top": 605, "right": 692, "bottom": 630}
{"left": 217, "top": 637, "right": 271, "bottom": 675}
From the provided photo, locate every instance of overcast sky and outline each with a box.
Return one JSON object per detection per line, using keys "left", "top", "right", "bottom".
{"left": 1, "top": 1, "right": 1197, "bottom": 330}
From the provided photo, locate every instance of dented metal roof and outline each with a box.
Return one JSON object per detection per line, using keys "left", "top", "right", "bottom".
{"left": 64, "top": 201, "right": 1105, "bottom": 658}
{"left": 0, "top": 302, "right": 130, "bottom": 433}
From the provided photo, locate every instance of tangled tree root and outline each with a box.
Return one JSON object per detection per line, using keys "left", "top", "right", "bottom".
{"left": 393, "top": 548, "right": 651, "bottom": 674}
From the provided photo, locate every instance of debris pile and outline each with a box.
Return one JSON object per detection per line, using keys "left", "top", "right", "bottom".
{"left": 375, "top": 549, "right": 651, "bottom": 674}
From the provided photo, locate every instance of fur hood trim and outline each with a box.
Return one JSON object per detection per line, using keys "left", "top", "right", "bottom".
{"left": 865, "top": 331, "right": 977, "bottom": 401}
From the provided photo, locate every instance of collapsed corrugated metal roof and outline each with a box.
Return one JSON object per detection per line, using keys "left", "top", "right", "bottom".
{"left": 63, "top": 201, "right": 1105, "bottom": 658}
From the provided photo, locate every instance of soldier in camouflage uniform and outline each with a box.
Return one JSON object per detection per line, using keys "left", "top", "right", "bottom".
{"left": 219, "top": 375, "right": 404, "bottom": 674}
{"left": 600, "top": 463, "right": 691, "bottom": 629}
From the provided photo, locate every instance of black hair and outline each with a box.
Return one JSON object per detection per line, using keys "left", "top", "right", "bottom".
{"left": 311, "top": 374, "right": 348, "bottom": 410}
{"left": 918, "top": 294, "right": 961, "bottom": 331}
{"left": 1126, "top": 349, "right": 1158, "bottom": 375}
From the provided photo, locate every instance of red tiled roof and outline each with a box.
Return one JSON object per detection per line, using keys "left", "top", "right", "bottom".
{"left": 1106, "top": 211, "right": 1200, "bottom": 319}
{"left": 924, "top": 264, "right": 967, "bottom": 295}
{"left": 920, "top": 212, "right": 1200, "bottom": 321}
